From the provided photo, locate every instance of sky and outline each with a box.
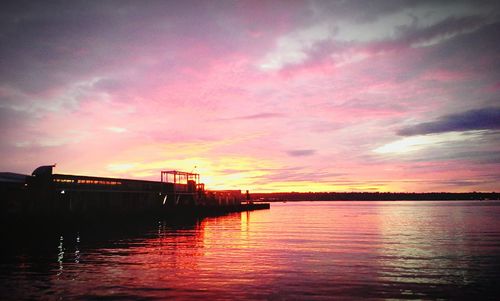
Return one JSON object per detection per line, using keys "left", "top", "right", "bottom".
{"left": 1, "top": 0, "right": 499, "bottom": 192}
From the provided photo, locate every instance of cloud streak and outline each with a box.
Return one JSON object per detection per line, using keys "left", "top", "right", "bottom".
{"left": 221, "top": 113, "right": 285, "bottom": 121}
{"left": 286, "top": 149, "right": 316, "bottom": 157}
{"left": 398, "top": 107, "right": 500, "bottom": 136}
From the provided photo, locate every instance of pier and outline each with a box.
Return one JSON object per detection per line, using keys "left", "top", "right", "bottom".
{"left": 0, "top": 165, "right": 270, "bottom": 220}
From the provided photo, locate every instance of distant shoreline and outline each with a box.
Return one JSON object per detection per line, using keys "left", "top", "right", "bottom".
{"left": 251, "top": 192, "right": 499, "bottom": 202}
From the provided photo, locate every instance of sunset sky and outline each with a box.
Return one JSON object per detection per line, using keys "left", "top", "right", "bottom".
{"left": 1, "top": 1, "right": 499, "bottom": 192}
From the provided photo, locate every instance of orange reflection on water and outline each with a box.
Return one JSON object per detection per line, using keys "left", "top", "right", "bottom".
{"left": 36, "top": 201, "right": 500, "bottom": 300}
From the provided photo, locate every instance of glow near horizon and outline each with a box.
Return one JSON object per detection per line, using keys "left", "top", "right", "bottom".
{"left": 0, "top": 1, "right": 499, "bottom": 192}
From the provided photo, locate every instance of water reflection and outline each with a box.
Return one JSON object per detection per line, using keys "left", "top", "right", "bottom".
{"left": 57, "top": 235, "right": 64, "bottom": 276}
{"left": 376, "top": 203, "right": 464, "bottom": 286}
{"left": 1, "top": 201, "right": 500, "bottom": 300}
{"left": 75, "top": 233, "right": 80, "bottom": 264}
{"left": 372, "top": 201, "right": 500, "bottom": 298}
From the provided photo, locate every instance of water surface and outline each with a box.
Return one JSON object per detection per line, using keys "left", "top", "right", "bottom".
{"left": 1, "top": 201, "right": 500, "bottom": 300}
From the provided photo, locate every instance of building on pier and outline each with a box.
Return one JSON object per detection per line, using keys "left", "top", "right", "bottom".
{"left": 1, "top": 165, "right": 254, "bottom": 217}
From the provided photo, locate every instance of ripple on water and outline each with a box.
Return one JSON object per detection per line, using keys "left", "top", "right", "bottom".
{"left": 1, "top": 201, "right": 500, "bottom": 300}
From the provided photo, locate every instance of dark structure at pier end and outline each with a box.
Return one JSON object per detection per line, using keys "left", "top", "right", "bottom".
{"left": 0, "top": 165, "right": 269, "bottom": 220}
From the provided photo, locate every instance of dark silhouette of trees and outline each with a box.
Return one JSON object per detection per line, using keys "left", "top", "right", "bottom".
{"left": 251, "top": 192, "right": 499, "bottom": 201}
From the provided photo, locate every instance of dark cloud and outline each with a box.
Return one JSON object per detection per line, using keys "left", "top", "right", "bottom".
{"left": 429, "top": 179, "right": 498, "bottom": 188}
{"left": 397, "top": 15, "right": 486, "bottom": 43}
{"left": 0, "top": 1, "right": 308, "bottom": 95}
{"left": 3, "top": 0, "right": 499, "bottom": 96}
{"left": 406, "top": 21, "right": 500, "bottom": 83}
{"left": 363, "top": 15, "right": 493, "bottom": 56}
{"left": 0, "top": 107, "right": 36, "bottom": 144}
{"left": 286, "top": 149, "right": 316, "bottom": 157}
{"left": 425, "top": 150, "right": 500, "bottom": 164}
{"left": 279, "top": 14, "right": 497, "bottom": 75}
{"left": 0, "top": 1, "right": 121, "bottom": 93}
{"left": 311, "top": 0, "right": 437, "bottom": 24}
{"left": 398, "top": 107, "right": 500, "bottom": 136}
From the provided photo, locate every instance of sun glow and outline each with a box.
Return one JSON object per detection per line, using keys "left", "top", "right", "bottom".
{"left": 103, "top": 156, "right": 277, "bottom": 191}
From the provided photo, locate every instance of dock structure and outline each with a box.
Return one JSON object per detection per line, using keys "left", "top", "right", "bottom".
{"left": 161, "top": 170, "right": 202, "bottom": 206}
{"left": 1, "top": 165, "right": 270, "bottom": 219}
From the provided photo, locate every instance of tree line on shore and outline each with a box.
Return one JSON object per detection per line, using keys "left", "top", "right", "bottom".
{"left": 251, "top": 192, "right": 499, "bottom": 201}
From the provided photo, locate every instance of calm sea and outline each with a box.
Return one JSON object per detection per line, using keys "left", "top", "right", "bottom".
{"left": 1, "top": 201, "right": 500, "bottom": 300}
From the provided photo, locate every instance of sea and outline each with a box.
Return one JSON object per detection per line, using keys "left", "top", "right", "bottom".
{"left": 1, "top": 200, "right": 500, "bottom": 300}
